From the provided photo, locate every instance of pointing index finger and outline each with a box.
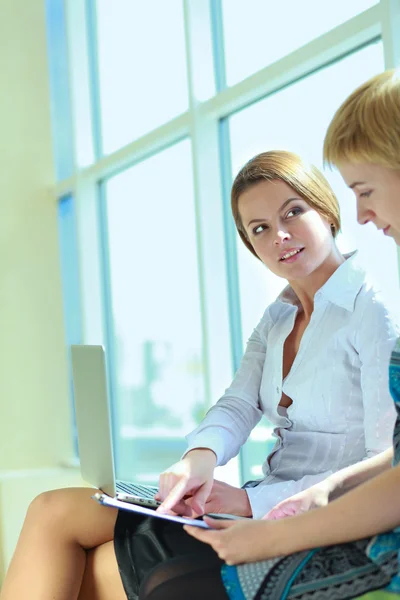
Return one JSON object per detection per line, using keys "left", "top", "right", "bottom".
{"left": 157, "top": 478, "right": 189, "bottom": 513}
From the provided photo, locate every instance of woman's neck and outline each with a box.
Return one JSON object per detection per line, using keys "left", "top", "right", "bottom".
{"left": 289, "top": 248, "right": 346, "bottom": 320}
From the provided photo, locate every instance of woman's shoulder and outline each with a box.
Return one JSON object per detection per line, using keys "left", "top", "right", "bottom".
{"left": 268, "top": 285, "right": 299, "bottom": 320}
{"left": 252, "top": 287, "right": 298, "bottom": 340}
{"left": 354, "top": 278, "right": 400, "bottom": 337}
{"left": 355, "top": 276, "right": 399, "bottom": 313}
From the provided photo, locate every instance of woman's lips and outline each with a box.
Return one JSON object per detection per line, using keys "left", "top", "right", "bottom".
{"left": 279, "top": 247, "right": 305, "bottom": 263}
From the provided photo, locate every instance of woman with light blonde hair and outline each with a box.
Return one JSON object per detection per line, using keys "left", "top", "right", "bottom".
{"left": 324, "top": 69, "right": 400, "bottom": 177}
{"left": 0, "top": 150, "right": 397, "bottom": 600}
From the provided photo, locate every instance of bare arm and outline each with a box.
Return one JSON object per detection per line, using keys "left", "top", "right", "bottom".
{"left": 185, "top": 460, "right": 400, "bottom": 565}
{"left": 284, "top": 459, "right": 400, "bottom": 552}
{"left": 327, "top": 446, "right": 393, "bottom": 500}
{"left": 265, "top": 447, "right": 393, "bottom": 520}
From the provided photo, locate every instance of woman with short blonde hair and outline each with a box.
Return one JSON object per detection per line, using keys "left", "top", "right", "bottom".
{"left": 324, "top": 69, "right": 400, "bottom": 169}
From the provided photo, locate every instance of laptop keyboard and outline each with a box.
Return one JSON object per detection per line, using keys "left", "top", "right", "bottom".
{"left": 116, "top": 480, "right": 158, "bottom": 499}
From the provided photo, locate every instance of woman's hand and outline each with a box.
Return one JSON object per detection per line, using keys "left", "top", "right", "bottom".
{"left": 263, "top": 481, "right": 331, "bottom": 520}
{"left": 204, "top": 480, "right": 252, "bottom": 517}
{"left": 156, "top": 448, "right": 217, "bottom": 516}
{"left": 184, "top": 517, "right": 286, "bottom": 565}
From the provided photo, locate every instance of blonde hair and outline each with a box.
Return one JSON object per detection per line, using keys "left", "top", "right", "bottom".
{"left": 324, "top": 69, "right": 400, "bottom": 169}
{"left": 231, "top": 150, "right": 341, "bottom": 259}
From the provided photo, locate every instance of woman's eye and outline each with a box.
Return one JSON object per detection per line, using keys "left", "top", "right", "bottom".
{"left": 359, "top": 190, "right": 372, "bottom": 198}
{"left": 253, "top": 224, "right": 268, "bottom": 235}
{"left": 286, "top": 207, "right": 302, "bottom": 218}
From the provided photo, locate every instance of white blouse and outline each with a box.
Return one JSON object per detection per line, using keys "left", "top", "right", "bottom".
{"left": 185, "top": 252, "right": 399, "bottom": 518}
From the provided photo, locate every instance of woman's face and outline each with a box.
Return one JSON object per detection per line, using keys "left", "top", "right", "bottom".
{"left": 338, "top": 162, "right": 400, "bottom": 245}
{"left": 238, "top": 179, "right": 336, "bottom": 280}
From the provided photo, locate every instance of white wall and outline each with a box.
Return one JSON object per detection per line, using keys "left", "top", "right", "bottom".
{"left": 0, "top": 0, "right": 84, "bottom": 583}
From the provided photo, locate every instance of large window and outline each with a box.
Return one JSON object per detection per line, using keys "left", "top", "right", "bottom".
{"left": 47, "top": 0, "right": 400, "bottom": 486}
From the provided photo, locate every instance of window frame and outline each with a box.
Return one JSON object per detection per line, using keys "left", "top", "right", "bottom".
{"left": 48, "top": 0, "right": 400, "bottom": 482}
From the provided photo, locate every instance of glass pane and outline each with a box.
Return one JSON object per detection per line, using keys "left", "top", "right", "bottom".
{"left": 222, "top": 0, "right": 378, "bottom": 86}
{"left": 96, "top": 0, "right": 189, "bottom": 154}
{"left": 104, "top": 140, "right": 205, "bottom": 482}
{"left": 228, "top": 42, "right": 398, "bottom": 480}
{"left": 57, "top": 195, "right": 82, "bottom": 455}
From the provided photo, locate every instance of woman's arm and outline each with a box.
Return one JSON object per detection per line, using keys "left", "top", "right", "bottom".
{"left": 265, "top": 446, "right": 394, "bottom": 520}
{"left": 184, "top": 321, "right": 269, "bottom": 466}
{"left": 327, "top": 445, "right": 393, "bottom": 499}
{"left": 157, "top": 314, "right": 271, "bottom": 515}
{"left": 185, "top": 461, "right": 400, "bottom": 565}
{"left": 284, "top": 460, "right": 400, "bottom": 551}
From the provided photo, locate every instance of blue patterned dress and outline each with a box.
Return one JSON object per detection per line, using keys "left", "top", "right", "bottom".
{"left": 221, "top": 338, "right": 400, "bottom": 600}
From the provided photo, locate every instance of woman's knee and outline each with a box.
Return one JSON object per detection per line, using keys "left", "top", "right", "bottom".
{"left": 26, "top": 487, "right": 94, "bottom": 535}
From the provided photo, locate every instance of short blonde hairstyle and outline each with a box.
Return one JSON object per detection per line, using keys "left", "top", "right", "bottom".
{"left": 231, "top": 150, "right": 341, "bottom": 259}
{"left": 324, "top": 69, "right": 400, "bottom": 169}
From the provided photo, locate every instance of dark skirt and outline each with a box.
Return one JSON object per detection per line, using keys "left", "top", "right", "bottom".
{"left": 113, "top": 509, "right": 223, "bottom": 600}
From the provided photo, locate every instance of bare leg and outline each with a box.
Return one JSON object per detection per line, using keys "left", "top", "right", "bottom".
{"left": 0, "top": 487, "right": 119, "bottom": 600}
{"left": 78, "top": 541, "right": 126, "bottom": 600}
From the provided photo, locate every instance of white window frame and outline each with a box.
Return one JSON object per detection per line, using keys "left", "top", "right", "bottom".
{"left": 50, "top": 0, "right": 400, "bottom": 483}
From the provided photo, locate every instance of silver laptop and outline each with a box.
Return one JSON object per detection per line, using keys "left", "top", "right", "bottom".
{"left": 70, "top": 344, "right": 160, "bottom": 508}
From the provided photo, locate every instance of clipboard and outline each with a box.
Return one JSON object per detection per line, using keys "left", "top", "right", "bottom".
{"left": 92, "top": 492, "right": 211, "bottom": 529}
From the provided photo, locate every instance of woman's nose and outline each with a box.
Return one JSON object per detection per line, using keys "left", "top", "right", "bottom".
{"left": 356, "top": 198, "right": 374, "bottom": 226}
{"left": 274, "top": 229, "right": 290, "bottom": 246}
